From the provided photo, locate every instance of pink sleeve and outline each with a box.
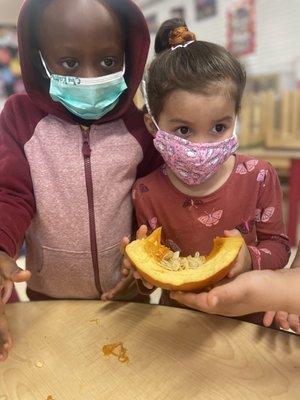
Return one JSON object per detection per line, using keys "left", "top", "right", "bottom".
{"left": 248, "top": 164, "right": 290, "bottom": 270}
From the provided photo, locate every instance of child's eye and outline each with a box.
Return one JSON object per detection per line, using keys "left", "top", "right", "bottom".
{"left": 62, "top": 59, "right": 79, "bottom": 70}
{"left": 175, "top": 127, "right": 191, "bottom": 136}
{"left": 212, "top": 124, "right": 227, "bottom": 134}
{"left": 101, "top": 57, "right": 117, "bottom": 69}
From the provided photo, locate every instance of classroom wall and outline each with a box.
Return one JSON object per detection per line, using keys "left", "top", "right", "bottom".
{"left": 136, "top": 0, "right": 300, "bottom": 86}
{"left": 0, "top": 0, "right": 23, "bottom": 25}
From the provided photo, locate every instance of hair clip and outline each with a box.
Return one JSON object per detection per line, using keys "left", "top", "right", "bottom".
{"left": 171, "top": 40, "right": 195, "bottom": 51}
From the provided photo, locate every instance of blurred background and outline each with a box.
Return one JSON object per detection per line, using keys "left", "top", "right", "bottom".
{"left": 0, "top": 0, "right": 299, "bottom": 299}
{"left": 0, "top": 0, "right": 23, "bottom": 109}
{"left": 135, "top": 0, "right": 300, "bottom": 149}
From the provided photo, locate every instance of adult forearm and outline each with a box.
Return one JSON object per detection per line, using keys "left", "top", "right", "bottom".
{"left": 291, "top": 245, "right": 300, "bottom": 268}
{"left": 283, "top": 268, "right": 300, "bottom": 314}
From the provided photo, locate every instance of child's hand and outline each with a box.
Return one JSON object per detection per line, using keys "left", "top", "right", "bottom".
{"left": 0, "top": 301, "right": 12, "bottom": 362}
{"left": 263, "top": 311, "right": 300, "bottom": 333}
{"left": 101, "top": 225, "right": 154, "bottom": 301}
{"left": 0, "top": 251, "right": 31, "bottom": 303}
{"left": 224, "top": 229, "right": 252, "bottom": 278}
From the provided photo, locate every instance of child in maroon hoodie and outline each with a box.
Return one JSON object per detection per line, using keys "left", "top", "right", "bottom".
{"left": 0, "top": 0, "right": 161, "bottom": 361}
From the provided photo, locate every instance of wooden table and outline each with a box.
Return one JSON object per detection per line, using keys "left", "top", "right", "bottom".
{"left": 1, "top": 301, "right": 300, "bottom": 400}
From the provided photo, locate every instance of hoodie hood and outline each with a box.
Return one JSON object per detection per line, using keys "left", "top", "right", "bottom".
{"left": 17, "top": 0, "right": 150, "bottom": 124}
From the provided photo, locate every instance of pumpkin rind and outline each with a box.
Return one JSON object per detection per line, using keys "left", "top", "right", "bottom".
{"left": 126, "top": 227, "right": 244, "bottom": 291}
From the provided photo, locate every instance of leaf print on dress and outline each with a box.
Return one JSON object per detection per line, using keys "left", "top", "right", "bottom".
{"left": 248, "top": 246, "right": 261, "bottom": 269}
{"left": 255, "top": 207, "right": 274, "bottom": 223}
{"left": 198, "top": 210, "right": 223, "bottom": 227}
{"left": 236, "top": 159, "right": 259, "bottom": 175}
{"left": 236, "top": 218, "right": 255, "bottom": 234}
{"left": 255, "top": 208, "right": 261, "bottom": 222}
{"left": 257, "top": 169, "right": 268, "bottom": 183}
{"left": 182, "top": 198, "right": 203, "bottom": 210}
{"left": 260, "top": 248, "right": 272, "bottom": 255}
{"left": 260, "top": 207, "right": 275, "bottom": 222}
{"left": 148, "top": 217, "right": 158, "bottom": 230}
{"left": 139, "top": 183, "right": 149, "bottom": 193}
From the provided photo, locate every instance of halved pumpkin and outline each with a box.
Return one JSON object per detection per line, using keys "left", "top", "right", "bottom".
{"left": 126, "top": 227, "right": 244, "bottom": 291}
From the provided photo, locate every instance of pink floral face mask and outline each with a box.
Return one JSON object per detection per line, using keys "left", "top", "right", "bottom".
{"left": 141, "top": 80, "right": 238, "bottom": 186}
{"left": 153, "top": 120, "right": 239, "bottom": 186}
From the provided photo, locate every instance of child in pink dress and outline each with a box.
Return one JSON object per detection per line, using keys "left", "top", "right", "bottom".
{"left": 104, "top": 18, "right": 290, "bottom": 312}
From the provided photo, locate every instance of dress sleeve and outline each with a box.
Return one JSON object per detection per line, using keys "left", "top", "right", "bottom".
{"left": 248, "top": 164, "right": 290, "bottom": 270}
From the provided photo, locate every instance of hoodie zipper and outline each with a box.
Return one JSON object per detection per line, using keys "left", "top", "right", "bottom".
{"left": 81, "top": 126, "right": 102, "bottom": 296}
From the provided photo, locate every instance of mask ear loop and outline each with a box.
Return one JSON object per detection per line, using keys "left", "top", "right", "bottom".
{"left": 39, "top": 51, "right": 52, "bottom": 79}
{"left": 232, "top": 116, "right": 239, "bottom": 138}
{"left": 141, "top": 79, "right": 160, "bottom": 131}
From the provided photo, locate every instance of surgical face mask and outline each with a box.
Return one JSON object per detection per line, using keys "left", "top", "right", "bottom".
{"left": 39, "top": 52, "right": 127, "bottom": 120}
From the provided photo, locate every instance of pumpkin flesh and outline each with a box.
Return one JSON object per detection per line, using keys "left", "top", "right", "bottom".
{"left": 126, "top": 227, "right": 244, "bottom": 291}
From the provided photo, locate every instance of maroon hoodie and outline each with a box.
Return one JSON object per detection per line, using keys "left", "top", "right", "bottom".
{"left": 0, "top": 0, "right": 161, "bottom": 299}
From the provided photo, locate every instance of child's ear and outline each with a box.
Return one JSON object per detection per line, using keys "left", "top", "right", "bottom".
{"left": 144, "top": 113, "right": 157, "bottom": 137}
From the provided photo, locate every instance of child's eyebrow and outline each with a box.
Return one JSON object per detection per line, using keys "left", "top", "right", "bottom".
{"left": 54, "top": 45, "right": 123, "bottom": 56}
{"left": 169, "top": 118, "right": 193, "bottom": 125}
{"left": 213, "top": 116, "right": 233, "bottom": 123}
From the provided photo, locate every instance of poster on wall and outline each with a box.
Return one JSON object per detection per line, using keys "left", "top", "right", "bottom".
{"left": 0, "top": 25, "right": 24, "bottom": 98}
{"left": 195, "top": 0, "right": 217, "bottom": 21}
{"left": 145, "top": 14, "right": 158, "bottom": 35}
{"left": 170, "top": 7, "right": 185, "bottom": 21}
{"left": 227, "top": 0, "right": 256, "bottom": 56}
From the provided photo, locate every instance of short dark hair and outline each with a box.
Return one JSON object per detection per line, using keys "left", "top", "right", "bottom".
{"left": 146, "top": 18, "right": 246, "bottom": 118}
{"left": 28, "top": 0, "right": 124, "bottom": 76}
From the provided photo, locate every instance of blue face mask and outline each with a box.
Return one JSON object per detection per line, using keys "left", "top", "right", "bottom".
{"left": 40, "top": 52, "right": 127, "bottom": 120}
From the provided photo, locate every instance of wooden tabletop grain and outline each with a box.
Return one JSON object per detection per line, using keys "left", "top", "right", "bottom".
{"left": 1, "top": 300, "right": 300, "bottom": 400}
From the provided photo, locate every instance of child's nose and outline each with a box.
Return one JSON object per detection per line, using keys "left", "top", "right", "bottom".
{"left": 81, "top": 66, "right": 101, "bottom": 78}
